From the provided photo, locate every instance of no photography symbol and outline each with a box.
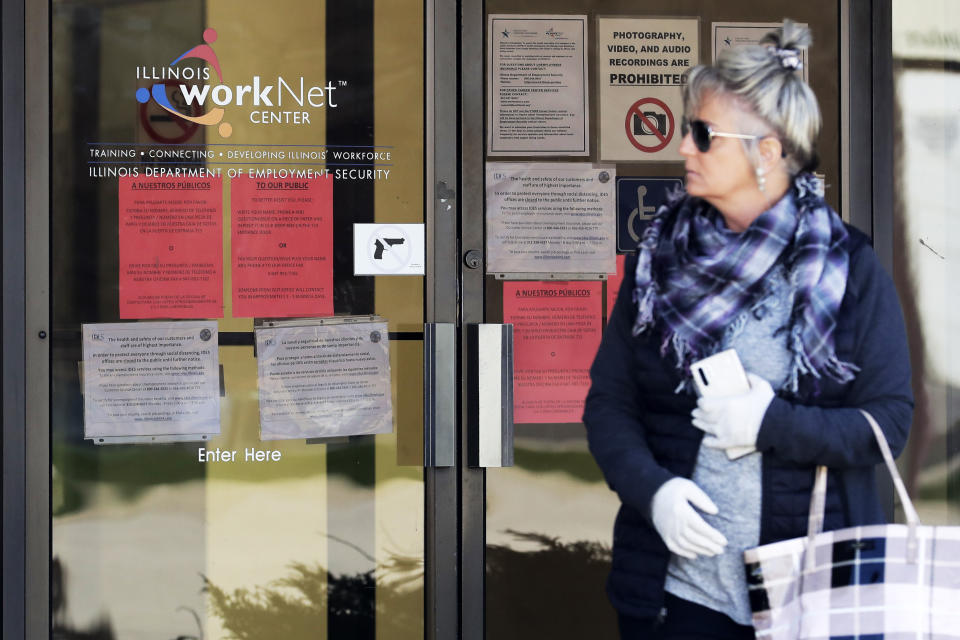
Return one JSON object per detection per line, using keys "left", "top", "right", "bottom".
{"left": 624, "top": 97, "right": 675, "bottom": 153}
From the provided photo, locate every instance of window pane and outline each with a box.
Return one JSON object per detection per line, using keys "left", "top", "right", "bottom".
{"left": 892, "top": 0, "right": 960, "bottom": 524}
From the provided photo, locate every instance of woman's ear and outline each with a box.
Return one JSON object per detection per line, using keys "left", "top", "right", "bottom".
{"left": 758, "top": 137, "right": 784, "bottom": 172}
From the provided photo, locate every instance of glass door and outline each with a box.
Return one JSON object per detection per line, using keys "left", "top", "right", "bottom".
{"left": 470, "top": 1, "right": 846, "bottom": 637}
{"left": 49, "top": 2, "right": 427, "bottom": 638}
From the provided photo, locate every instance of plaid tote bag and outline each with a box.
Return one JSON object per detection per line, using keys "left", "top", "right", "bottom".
{"left": 744, "top": 410, "right": 960, "bottom": 639}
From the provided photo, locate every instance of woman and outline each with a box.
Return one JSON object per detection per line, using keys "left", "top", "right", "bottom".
{"left": 583, "top": 21, "right": 912, "bottom": 640}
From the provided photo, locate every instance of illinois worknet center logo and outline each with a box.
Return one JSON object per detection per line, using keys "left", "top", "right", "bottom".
{"left": 135, "top": 28, "right": 233, "bottom": 138}
{"left": 135, "top": 27, "right": 343, "bottom": 139}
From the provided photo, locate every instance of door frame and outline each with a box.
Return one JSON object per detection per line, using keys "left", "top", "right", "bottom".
{"left": 425, "top": 0, "right": 465, "bottom": 639}
{"left": 3, "top": 0, "right": 51, "bottom": 637}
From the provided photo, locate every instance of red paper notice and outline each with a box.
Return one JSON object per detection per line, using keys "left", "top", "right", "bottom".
{"left": 119, "top": 176, "right": 223, "bottom": 319}
{"left": 231, "top": 175, "right": 333, "bottom": 318}
{"left": 606, "top": 254, "right": 627, "bottom": 323}
{"left": 503, "top": 281, "right": 602, "bottom": 424}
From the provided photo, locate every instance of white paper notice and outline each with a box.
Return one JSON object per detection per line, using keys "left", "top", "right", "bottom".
{"left": 598, "top": 17, "right": 699, "bottom": 162}
{"left": 486, "top": 163, "right": 616, "bottom": 276}
{"left": 488, "top": 14, "right": 589, "bottom": 156}
{"left": 256, "top": 322, "right": 394, "bottom": 440}
{"left": 353, "top": 223, "right": 425, "bottom": 276}
{"left": 712, "top": 22, "right": 809, "bottom": 84}
{"left": 81, "top": 321, "right": 221, "bottom": 441}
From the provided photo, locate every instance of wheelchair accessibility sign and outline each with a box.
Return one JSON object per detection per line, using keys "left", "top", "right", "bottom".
{"left": 616, "top": 177, "right": 682, "bottom": 252}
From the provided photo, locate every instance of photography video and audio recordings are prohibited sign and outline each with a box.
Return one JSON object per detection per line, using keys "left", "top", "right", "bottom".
{"left": 598, "top": 17, "right": 699, "bottom": 162}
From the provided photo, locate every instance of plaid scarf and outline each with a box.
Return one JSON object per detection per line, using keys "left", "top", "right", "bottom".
{"left": 633, "top": 173, "right": 858, "bottom": 393}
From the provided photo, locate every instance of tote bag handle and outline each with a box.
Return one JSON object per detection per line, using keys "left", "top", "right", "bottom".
{"left": 806, "top": 410, "right": 920, "bottom": 563}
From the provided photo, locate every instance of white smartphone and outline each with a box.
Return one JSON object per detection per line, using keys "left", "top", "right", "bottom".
{"left": 691, "top": 349, "right": 750, "bottom": 397}
{"left": 690, "top": 349, "right": 754, "bottom": 459}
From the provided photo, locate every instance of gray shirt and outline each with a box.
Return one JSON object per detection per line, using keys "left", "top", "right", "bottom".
{"left": 664, "top": 265, "right": 794, "bottom": 625}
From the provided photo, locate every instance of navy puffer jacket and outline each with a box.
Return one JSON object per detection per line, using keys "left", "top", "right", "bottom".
{"left": 583, "top": 224, "right": 913, "bottom": 620}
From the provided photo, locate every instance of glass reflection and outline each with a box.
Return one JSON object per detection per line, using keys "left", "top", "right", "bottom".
{"left": 892, "top": 0, "right": 960, "bottom": 525}
{"left": 485, "top": 423, "right": 620, "bottom": 638}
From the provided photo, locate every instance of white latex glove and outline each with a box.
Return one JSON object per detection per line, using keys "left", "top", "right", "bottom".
{"left": 691, "top": 372, "right": 774, "bottom": 454}
{"left": 650, "top": 477, "right": 728, "bottom": 559}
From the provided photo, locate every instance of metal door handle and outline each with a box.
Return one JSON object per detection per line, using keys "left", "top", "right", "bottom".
{"left": 467, "top": 324, "right": 514, "bottom": 468}
{"left": 424, "top": 323, "right": 456, "bottom": 467}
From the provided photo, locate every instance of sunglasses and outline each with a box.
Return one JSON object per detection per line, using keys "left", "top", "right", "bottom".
{"left": 681, "top": 118, "right": 759, "bottom": 153}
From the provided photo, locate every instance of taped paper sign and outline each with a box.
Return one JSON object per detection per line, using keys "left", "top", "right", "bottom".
{"left": 119, "top": 176, "right": 223, "bottom": 319}
{"left": 82, "top": 321, "right": 221, "bottom": 442}
{"left": 486, "top": 162, "right": 616, "bottom": 277}
{"left": 503, "top": 282, "right": 602, "bottom": 423}
{"left": 598, "top": 17, "right": 699, "bottom": 162}
{"left": 255, "top": 320, "right": 394, "bottom": 440}
{"left": 231, "top": 174, "right": 334, "bottom": 318}
{"left": 488, "top": 14, "right": 590, "bottom": 156}
{"left": 353, "top": 223, "right": 425, "bottom": 275}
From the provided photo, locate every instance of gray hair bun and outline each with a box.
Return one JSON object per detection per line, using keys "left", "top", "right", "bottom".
{"left": 760, "top": 20, "right": 811, "bottom": 72}
{"left": 683, "top": 19, "right": 821, "bottom": 176}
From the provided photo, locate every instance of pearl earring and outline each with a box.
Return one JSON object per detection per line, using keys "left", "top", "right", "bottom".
{"left": 756, "top": 168, "right": 766, "bottom": 193}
